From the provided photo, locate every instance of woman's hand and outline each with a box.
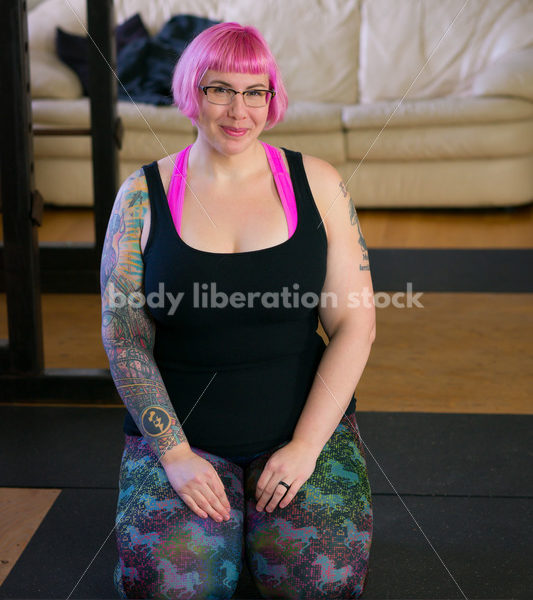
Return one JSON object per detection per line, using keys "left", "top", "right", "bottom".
{"left": 161, "top": 447, "right": 231, "bottom": 522}
{"left": 255, "top": 439, "right": 320, "bottom": 512}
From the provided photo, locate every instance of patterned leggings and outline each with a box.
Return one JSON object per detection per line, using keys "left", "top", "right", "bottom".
{"left": 113, "top": 407, "right": 373, "bottom": 599}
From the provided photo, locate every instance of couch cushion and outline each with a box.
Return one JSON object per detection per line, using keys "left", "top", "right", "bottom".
{"left": 114, "top": 0, "right": 224, "bottom": 34}
{"left": 31, "top": 98, "right": 193, "bottom": 132}
{"left": 32, "top": 98, "right": 343, "bottom": 134}
{"left": 30, "top": 50, "right": 83, "bottom": 99}
{"left": 342, "top": 96, "right": 533, "bottom": 128}
{"left": 221, "top": 0, "right": 359, "bottom": 103}
{"left": 29, "top": 0, "right": 223, "bottom": 48}
{"left": 359, "top": 0, "right": 533, "bottom": 103}
{"left": 29, "top": 0, "right": 87, "bottom": 57}
{"left": 337, "top": 155, "right": 533, "bottom": 208}
{"left": 35, "top": 153, "right": 533, "bottom": 208}
{"left": 345, "top": 119, "right": 533, "bottom": 161}
{"left": 265, "top": 102, "right": 343, "bottom": 133}
{"left": 471, "top": 47, "right": 533, "bottom": 103}
{"left": 343, "top": 96, "right": 533, "bottom": 161}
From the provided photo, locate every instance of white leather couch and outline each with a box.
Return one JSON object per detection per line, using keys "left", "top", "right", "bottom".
{"left": 29, "top": 0, "right": 533, "bottom": 208}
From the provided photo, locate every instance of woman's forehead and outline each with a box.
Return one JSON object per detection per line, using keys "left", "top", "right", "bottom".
{"left": 202, "top": 69, "right": 269, "bottom": 86}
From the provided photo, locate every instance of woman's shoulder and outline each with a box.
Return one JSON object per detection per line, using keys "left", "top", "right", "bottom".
{"left": 277, "top": 146, "right": 336, "bottom": 182}
{"left": 118, "top": 167, "right": 150, "bottom": 200}
{"left": 156, "top": 152, "right": 178, "bottom": 182}
{"left": 301, "top": 153, "right": 341, "bottom": 182}
{"left": 113, "top": 168, "right": 151, "bottom": 229}
{"left": 300, "top": 153, "right": 345, "bottom": 221}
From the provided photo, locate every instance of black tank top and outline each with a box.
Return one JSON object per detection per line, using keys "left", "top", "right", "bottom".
{"left": 122, "top": 147, "right": 356, "bottom": 456}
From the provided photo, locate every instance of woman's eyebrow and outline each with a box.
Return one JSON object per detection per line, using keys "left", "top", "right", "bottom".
{"left": 208, "top": 80, "right": 268, "bottom": 89}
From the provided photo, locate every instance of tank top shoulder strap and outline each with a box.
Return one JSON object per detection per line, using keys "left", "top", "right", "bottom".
{"left": 140, "top": 159, "right": 180, "bottom": 257}
{"left": 280, "top": 147, "right": 326, "bottom": 235}
{"left": 141, "top": 160, "right": 166, "bottom": 215}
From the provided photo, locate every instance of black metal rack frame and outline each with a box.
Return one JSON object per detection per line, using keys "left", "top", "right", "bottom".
{"left": 0, "top": 0, "right": 120, "bottom": 401}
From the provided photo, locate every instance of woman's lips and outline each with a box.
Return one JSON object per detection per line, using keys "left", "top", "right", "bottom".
{"left": 221, "top": 126, "right": 248, "bottom": 137}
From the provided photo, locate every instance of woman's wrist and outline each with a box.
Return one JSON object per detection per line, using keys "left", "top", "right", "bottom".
{"left": 159, "top": 440, "right": 193, "bottom": 466}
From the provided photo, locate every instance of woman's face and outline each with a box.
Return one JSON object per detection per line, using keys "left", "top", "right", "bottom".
{"left": 195, "top": 69, "right": 270, "bottom": 155}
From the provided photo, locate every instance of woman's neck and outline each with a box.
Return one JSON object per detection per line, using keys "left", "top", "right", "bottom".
{"left": 188, "top": 136, "right": 266, "bottom": 184}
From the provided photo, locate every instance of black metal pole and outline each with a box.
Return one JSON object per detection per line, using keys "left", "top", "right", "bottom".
{"left": 87, "top": 0, "right": 119, "bottom": 258}
{"left": 0, "top": 0, "right": 44, "bottom": 375}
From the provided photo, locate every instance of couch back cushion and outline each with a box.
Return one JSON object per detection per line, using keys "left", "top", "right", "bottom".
{"left": 359, "top": 0, "right": 533, "bottom": 103}
{"left": 221, "top": 0, "right": 360, "bottom": 103}
{"left": 29, "top": 0, "right": 359, "bottom": 104}
{"left": 114, "top": 0, "right": 224, "bottom": 34}
{"left": 29, "top": 0, "right": 89, "bottom": 98}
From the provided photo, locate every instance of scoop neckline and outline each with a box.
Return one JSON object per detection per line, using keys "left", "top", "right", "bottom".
{"left": 154, "top": 145, "right": 300, "bottom": 257}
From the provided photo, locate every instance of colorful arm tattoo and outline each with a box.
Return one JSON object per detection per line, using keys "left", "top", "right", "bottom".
{"left": 339, "top": 181, "right": 370, "bottom": 271}
{"left": 100, "top": 170, "right": 188, "bottom": 459}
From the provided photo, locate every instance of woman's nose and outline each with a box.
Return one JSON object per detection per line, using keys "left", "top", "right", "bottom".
{"left": 228, "top": 93, "right": 247, "bottom": 119}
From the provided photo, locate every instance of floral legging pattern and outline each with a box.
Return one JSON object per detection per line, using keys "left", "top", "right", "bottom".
{"left": 113, "top": 407, "right": 373, "bottom": 599}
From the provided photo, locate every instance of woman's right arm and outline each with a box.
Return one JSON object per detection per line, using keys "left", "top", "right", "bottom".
{"left": 100, "top": 170, "right": 190, "bottom": 462}
{"left": 100, "top": 170, "right": 231, "bottom": 522}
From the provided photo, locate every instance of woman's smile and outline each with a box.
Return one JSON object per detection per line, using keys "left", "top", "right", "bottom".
{"left": 221, "top": 126, "right": 249, "bottom": 137}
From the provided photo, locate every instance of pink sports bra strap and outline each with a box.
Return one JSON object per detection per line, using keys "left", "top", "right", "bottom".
{"left": 260, "top": 141, "right": 298, "bottom": 237}
{"left": 167, "top": 144, "right": 192, "bottom": 235}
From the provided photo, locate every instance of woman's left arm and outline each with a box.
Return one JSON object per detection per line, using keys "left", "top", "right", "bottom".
{"left": 290, "top": 154, "right": 376, "bottom": 457}
{"left": 254, "top": 155, "right": 376, "bottom": 512}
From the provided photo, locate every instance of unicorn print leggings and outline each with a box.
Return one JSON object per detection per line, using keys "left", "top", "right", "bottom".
{"left": 113, "top": 406, "right": 373, "bottom": 599}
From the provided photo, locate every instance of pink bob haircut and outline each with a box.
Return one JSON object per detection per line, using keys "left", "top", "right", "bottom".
{"left": 171, "top": 22, "right": 288, "bottom": 130}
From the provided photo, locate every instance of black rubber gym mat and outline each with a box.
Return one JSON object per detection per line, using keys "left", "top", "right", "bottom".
{"left": 0, "top": 407, "right": 530, "bottom": 496}
{"left": 370, "top": 248, "right": 533, "bottom": 292}
{"left": 0, "top": 489, "right": 530, "bottom": 599}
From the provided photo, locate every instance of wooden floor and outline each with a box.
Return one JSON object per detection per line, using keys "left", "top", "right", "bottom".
{"left": 0, "top": 291, "right": 531, "bottom": 414}
{"left": 1, "top": 204, "right": 532, "bottom": 587}
{"left": 1, "top": 202, "right": 533, "bottom": 247}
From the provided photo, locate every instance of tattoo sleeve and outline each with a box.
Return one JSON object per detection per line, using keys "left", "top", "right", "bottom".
{"left": 339, "top": 181, "right": 370, "bottom": 271}
{"left": 100, "top": 170, "right": 189, "bottom": 459}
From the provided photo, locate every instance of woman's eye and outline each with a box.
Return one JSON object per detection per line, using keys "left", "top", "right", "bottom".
{"left": 213, "top": 87, "right": 229, "bottom": 94}
{"left": 247, "top": 91, "right": 263, "bottom": 97}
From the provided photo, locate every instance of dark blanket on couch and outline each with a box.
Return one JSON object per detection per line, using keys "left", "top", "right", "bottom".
{"left": 56, "top": 13, "right": 219, "bottom": 105}
{"left": 117, "top": 14, "right": 220, "bottom": 105}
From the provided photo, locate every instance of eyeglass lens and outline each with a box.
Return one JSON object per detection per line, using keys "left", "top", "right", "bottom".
{"left": 206, "top": 87, "right": 271, "bottom": 107}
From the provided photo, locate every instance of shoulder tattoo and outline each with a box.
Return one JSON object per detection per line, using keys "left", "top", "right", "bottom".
{"left": 340, "top": 180, "right": 370, "bottom": 271}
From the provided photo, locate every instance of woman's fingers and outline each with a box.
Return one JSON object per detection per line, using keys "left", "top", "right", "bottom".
{"left": 179, "top": 492, "right": 208, "bottom": 519}
{"left": 201, "top": 480, "right": 232, "bottom": 521}
{"left": 182, "top": 483, "right": 230, "bottom": 521}
{"left": 212, "top": 472, "right": 232, "bottom": 512}
{"left": 278, "top": 484, "right": 299, "bottom": 508}
{"left": 254, "top": 440, "right": 318, "bottom": 512}
{"left": 256, "top": 480, "right": 292, "bottom": 512}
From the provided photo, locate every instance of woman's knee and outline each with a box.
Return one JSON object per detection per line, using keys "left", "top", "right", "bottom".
{"left": 247, "top": 543, "right": 369, "bottom": 599}
{"left": 244, "top": 427, "right": 373, "bottom": 598}
{"left": 114, "top": 553, "right": 241, "bottom": 599}
{"left": 115, "top": 439, "right": 246, "bottom": 597}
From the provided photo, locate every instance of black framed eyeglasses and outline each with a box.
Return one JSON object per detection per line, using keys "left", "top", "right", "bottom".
{"left": 198, "top": 85, "right": 276, "bottom": 107}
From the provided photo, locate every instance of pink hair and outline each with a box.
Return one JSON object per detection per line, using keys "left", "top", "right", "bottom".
{"left": 171, "top": 22, "right": 288, "bottom": 130}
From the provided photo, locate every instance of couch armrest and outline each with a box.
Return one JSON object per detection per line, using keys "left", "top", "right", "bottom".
{"left": 471, "top": 47, "right": 533, "bottom": 103}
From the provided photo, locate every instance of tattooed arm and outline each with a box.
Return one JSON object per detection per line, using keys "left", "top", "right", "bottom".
{"left": 100, "top": 170, "right": 191, "bottom": 464}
